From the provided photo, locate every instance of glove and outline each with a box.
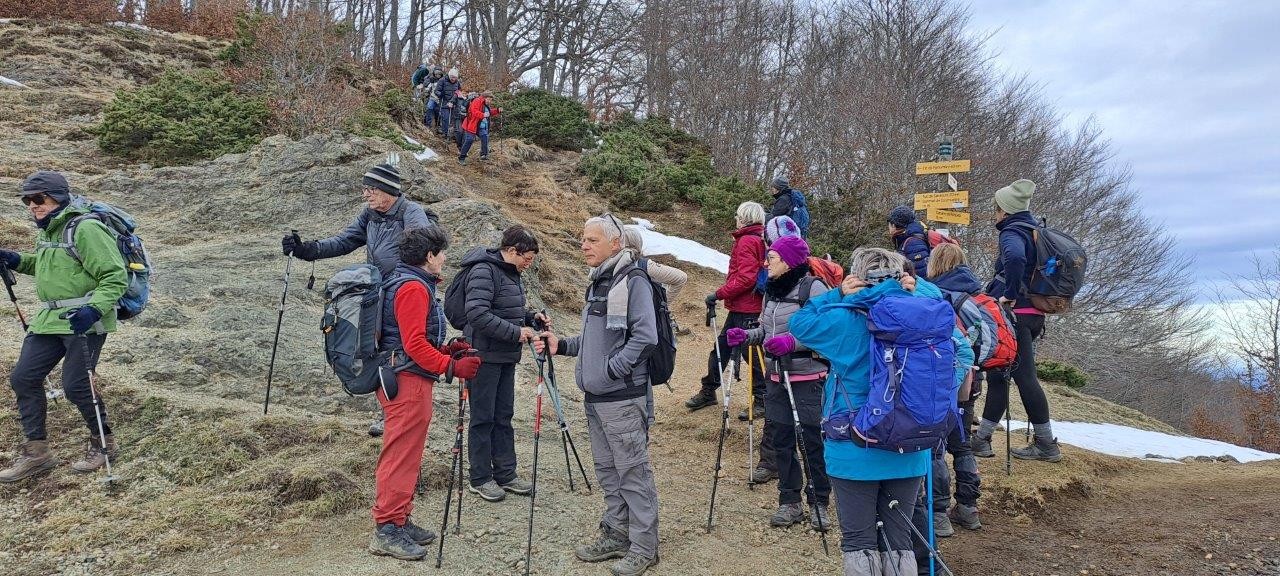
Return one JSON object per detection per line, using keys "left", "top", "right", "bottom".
{"left": 763, "top": 333, "right": 797, "bottom": 357}
{"left": 0, "top": 250, "right": 19, "bottom": 269}
{"left": 439, "top": 339, "right": 472, "bottom": 357}
{"left": 281, "top": 232, "right": 300, "bottom": 256}
{"left": 66, "top": 306, "right": 102, "bottom": 335}
{"left": 705, "top": 293, "right": 718, "bottom": 308}
{"left": 451, "top": 356, "right": 482, "bottom": 380}
{"left": 725, "top": 327, "right": 747, "bottom": 347}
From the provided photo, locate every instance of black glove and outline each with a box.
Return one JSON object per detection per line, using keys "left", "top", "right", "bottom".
{"left": 65, "top": 306, "right": 102, "bottom": 334}
{"left": 0, "top": 249, "right": 19, "bottom": 269}
{"left": 281, "top": 232, "right": 301, "bottom": 256}
{"left": 705, "top": 293, "right": 718, "bottom": 308}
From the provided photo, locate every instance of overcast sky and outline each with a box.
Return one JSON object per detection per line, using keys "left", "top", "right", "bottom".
{"left": 967, "top": 0, "right": 1279, "bottom": 302}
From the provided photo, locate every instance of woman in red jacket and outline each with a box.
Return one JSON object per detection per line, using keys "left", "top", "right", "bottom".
{"left": 686, "top": 201, "right": 768, "bottom": 413}
{"left": 368, "top": 225, "right": 482, "bottom": 561}
{"left": 458, "top": 91, "right": 501, "bottom": 165}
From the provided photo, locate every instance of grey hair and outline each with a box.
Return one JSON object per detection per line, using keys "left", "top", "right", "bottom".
{"left": 735, "top": 201, "right": 766, "bottom": 227}
{"left": 848, "top": 247, "right": 910, "bottom": 279}
{"left": 621, "top": 225, "right": 644, "bottom": 256}
{"left": 585, "top": 215, "right": 623, "bottom": 242}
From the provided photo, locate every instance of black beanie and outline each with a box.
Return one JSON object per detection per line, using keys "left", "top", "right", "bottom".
{"left": 19, "top": 171, "right": 72, "bottom": 206}
{"left": 362, "top": 164, "right": 402, "bottom": 196}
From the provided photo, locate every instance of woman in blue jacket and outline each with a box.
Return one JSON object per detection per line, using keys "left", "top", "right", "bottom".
{"left": 791, "top": 247, "right": 970, "bottom": 576}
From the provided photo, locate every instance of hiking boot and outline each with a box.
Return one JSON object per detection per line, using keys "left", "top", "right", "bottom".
{"left": 368, "top": 523, "right": 427, "bottom": 560}
{"left": 609, "top": 551, "right": 658, "bottom": 576}
{"left": 575, "top": 526, "right": 630, "bottom": 562}
{"left": 749, "top": 465, "right": 777, "bottom": 484}
{"left": 479, "top": 154, "right": 489, "bottom": 161}
{"left": 402, "top": 517, "right": 437, "bottom": 545}
{"left": 1012, "top": 437, "right": 1063, "bottom": 462}
{"left": 467, "top": 480, "right": 507, "bottom": 502}
{"left": 737, "top": 400, "right": 765, "bottom": 421}
{"left": 933, "top": 512, "right": 955, "bottom": 538}
{"left": 368, "top": 416, "right": 385, "bottom": 438}
{"left": 501, "top": 476, "right": 534, "bottom": 496}
{"left": 71, "top": 435, "right": 116, "bottom": 473}
{"left": 457, "top": 157, "right": 467, "bottom": 166}
{"left": 809, "top": 504, "right": 830, "bottom": 531}
{"left": 0, "top": 440, "right": 58, "bottom": 483}
{"left": 769, "top": 502, "right": 805, "bottom": 527}
{"left": 949, "top": 504, "right": 982, "bottom": 530}
{"left": 684, "top": 388, "right": 717, "bottom": 411}
{"left": 970, "top": 433, "right": 994, "bottom": 458}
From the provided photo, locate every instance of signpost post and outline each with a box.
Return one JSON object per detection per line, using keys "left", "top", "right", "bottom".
{"left": 914, "top": 138, "right": 971, "bottom": 235}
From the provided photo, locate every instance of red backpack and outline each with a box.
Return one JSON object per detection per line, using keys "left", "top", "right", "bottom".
{"left": 926, "top": 229, "right": 959, "bottom": 249}
{"left": 969, "top": 293, "right": 1017, "bottom": 370}
{"left": 807, "top": 256, "right": 844, "bottom": 288}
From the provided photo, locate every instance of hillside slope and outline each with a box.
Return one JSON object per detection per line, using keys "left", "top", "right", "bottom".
{"left": 1, "top": 20, "right": 1278, "bottom": 576}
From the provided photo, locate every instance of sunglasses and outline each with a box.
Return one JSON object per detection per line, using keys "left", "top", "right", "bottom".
{"left": 600, "top": 212, "right": 625, "bottom": 236}
{"left": 20, "top": 194, "right": 49, "bottom": 207}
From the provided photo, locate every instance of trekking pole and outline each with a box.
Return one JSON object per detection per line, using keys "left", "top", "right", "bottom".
{"left": 776, "top": 358, "right": 829, "bottom": 556}
{"left": 0, "top": 263, "right": 60, "bottom": 402}
{"left": 263, "top": 233, "right": 296, "bottom": 415}
{"left": 1005, "top": 408, "right": 1012, "bottom": 476}
{"left": 876, "top": 521, "right": 905, "bottom": 576}
{"left": 523, "top": 375, "right": 544, "bottom": 576}
{"left": 78, "top": 333, "right": 118, "bottom": 485}
{"left": 704, "top": 311, "right": 736, "bottom": 533}
{"left": 746, "top": 345, "right": 757, "bottom": 490}
{"left": 436, "top": 351, "right": 472, "bottom": 568}
{"left": 528, "top": 340, "right": 591, "bottom": 493}
{"left": 887, "top": 497, "right": 955, "bottom": 576}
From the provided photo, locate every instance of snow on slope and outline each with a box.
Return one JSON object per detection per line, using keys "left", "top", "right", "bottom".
{"left": 629, "top": 218, "right": 729, "bottom": 274}
{"left": 1010, "top": 419, "right": 1279, "bottom": 463}
{"left": 1, "top": 75, "right": 29, "bottom": 89}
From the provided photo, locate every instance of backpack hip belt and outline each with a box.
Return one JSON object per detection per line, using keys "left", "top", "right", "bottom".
{"left": 43, "top": 293, "right": 94, "bottom": 310}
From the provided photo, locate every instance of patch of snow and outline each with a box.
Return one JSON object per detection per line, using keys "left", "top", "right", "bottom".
{"left": 0, "top": 75, "right": 28, "bottom": 89}
{"left": 627, "top": 219, "right": 729, "bottom": 274}
{"left": 0, "top": 18, "right": 17, "bottom": 24}
{"left": 401, "top": 134, "right": 439, "bottom": 162}
{"left": 109, "top": 21, "right": 157, "bottom": 32}
{"left": 1009, "top": 419, "right": 1280, "bottom": 463}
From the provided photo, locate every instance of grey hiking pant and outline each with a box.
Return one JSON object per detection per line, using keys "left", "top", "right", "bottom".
{"left": 584, "top": 396, "right": 659, "bottom": 559}
{"left": 10, "top": 333, "right": 109, "bottom": 441}
{"left": 830, "top": 475, "right": 920, "bottom": 552}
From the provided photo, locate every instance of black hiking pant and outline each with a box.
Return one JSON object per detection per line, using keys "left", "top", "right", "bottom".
{"left": 468, "top": 361, "right": 518, "bottom": 487}
{"left": 765, "top": 378, "right": 829, "bottom": 506}
{"left": 981, "top": 313, "right": 1051, "bottom": 425}
{"left": 699, "top": 311, "right": 765, "bottom": 394}
{"left": 933, "top": 400, "right": 981, "bottom": 510}
{"left": 10, "top": 333, "right": 109, "bottom": 441}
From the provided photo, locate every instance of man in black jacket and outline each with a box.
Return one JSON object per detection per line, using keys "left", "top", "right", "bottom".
{"left": 455, "top": 225, "right": 549, "bottom": 502}
{"left": 768, "top": 177, "right": 794, "bottom": 222}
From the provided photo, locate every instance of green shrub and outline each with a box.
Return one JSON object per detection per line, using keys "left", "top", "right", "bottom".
{"left": 499, "top": 89, "right": 591, "bottom": 150}
{"left": 346, "top": 87, "right": 422, "bottom": 152}
{"left": 690, "top": 176, "right": 770, "bottom": 233}
{"left": 94, "top": 70, "right": 268, "bottom": 164}
{"left": 578, "top": 117, "right": 722, "bottom": 211}
{"left": 1037, "top": 360, "right": 1089, "bottom": 389}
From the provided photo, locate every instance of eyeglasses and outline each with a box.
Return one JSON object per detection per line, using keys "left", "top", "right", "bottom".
{"left": 20, "top": 194, "right": 48, "bottom": 207}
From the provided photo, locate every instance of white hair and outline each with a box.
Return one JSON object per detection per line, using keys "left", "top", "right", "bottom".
{"left": 735, "top": 201, "right": 766, "bottom": 227}
{"left": 621, "top": 225, "right": 644, "bottom": 255}
{"left": 585, "top": 214, "right": 624, "bottom": 242}
{"left": 848, "top": 247, "right": 910, "bottom": 279}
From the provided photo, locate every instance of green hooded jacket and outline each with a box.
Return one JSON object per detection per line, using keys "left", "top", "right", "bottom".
{"left": 15, "top": 203, "right": 128, "bottom": 334}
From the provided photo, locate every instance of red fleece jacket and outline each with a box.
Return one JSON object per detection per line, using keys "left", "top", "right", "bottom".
{"left": 393, "top": 281, "right": 450, "bottom": 375}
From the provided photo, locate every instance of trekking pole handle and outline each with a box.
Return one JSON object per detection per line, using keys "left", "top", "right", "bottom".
{"left": 0, "top": 261, "right": 17, "bottom": 292}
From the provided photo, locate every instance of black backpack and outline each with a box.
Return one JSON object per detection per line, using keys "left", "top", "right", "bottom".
{"left": 1009, "top": 219, "right": 1088, "bottom": 314}
{"left": 442, "top": 261, "right": 488, "bottom": 330}
{"left": 623, "top": 259, "right": 677, "bottom": 388}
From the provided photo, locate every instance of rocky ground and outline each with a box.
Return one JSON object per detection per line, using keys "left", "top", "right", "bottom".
{"left": 1, "top": 19, "right": 1278, "bottom": 576}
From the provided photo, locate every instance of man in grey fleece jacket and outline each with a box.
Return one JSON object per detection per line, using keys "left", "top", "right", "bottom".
{"left": 537, "top": 213, "right": 660, "bottom": 576}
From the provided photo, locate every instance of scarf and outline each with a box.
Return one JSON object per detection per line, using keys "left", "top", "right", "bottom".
{"left": 764, "top": 262, "right": 812, "bottom": 301}
{"left": 589, "top": 249, "right": 635, "bottom": 331}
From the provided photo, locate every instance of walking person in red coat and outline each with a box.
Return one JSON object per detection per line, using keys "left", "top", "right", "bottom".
{"left": 458, "top": 91, "right": 501, "bottom": 165}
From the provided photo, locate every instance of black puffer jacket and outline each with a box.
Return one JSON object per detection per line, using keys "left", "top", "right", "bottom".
{"left": 459, "top": 247, "right": 534, "bottom": 363}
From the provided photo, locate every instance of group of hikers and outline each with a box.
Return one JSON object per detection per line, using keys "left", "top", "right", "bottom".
{"left": 411, "top": 62, "right": 501, "bottom": 166}
{"left": 0, "top": 159, "right": 1078, "bottom": 576}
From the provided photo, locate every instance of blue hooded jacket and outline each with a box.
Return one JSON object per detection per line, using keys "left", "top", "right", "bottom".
{"left": 893, "top": 221, "right": 932, "bottom": 277}
{"left": 986, "top": 211, "right": 1038, "bottom": 308}
{"left": 790, "top": 277, "right": 970, "bottom": 481}
{"left": 930, "top": 264, "right": 982, "bottom": 296}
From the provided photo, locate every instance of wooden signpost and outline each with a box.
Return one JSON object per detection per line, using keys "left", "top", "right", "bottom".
{"left": 914, "top": 139, "right": 971, "bottom": 232}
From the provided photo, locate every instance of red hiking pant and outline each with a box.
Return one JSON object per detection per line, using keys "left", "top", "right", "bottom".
{"left": 372, "top": 371, "right": 434, "bottom": 526}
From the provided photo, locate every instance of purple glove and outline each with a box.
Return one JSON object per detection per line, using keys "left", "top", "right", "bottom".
{"left": 725, "top": 327, "right": 748, "bottom": 347}
{"left": 763, "top": 333, "right": 796, "bottom": 357}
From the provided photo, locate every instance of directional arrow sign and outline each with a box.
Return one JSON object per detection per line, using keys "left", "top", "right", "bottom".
{"left": 927, "top": 207, "right": 971, "bottom": 225}
{"left": 915, "top": 159, "right": 971, "bottom": 175}
{"left": 947, "top": 173, "right": 959, "bottom": 191}
{"left": 914, "top": 191, "right": 969, "bottom": 210}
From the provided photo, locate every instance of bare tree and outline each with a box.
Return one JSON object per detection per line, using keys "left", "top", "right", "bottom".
{"left": 1215, "top": 248, "right": 1280, "bottom": 391}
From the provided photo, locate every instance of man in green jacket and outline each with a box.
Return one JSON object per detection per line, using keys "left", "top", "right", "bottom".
{"left": 0, "top": 171, "right": 128, "bottom": 482}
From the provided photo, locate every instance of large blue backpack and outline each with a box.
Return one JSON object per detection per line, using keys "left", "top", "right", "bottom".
{"left": 46, "top": 197, "right": 152, "bottom": 320}
{"left": 854, "top": 296, "right": 959, "bottom": 453}
{"left": 787, "top": 189, "right": 811, "bottom": 238}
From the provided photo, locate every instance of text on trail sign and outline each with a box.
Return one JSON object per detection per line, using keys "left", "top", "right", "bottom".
{"left": 915, "top": 159, "right": 971, "bottom": 175}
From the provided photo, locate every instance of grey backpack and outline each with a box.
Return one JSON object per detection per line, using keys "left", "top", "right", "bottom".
{"left": 321, "top": 264, "right": 390, "bottom": 396}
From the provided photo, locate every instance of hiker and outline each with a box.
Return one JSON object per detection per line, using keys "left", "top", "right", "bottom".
{"left": 790, "top": 247, "right": 959, "bottom": 576}
{"left": 686, "top": 202, "right": 767, "bottom": 413}
{"left": 0, "top": 171, "right": 128, "bottom": 482}
{"left": 281, "top": 163, "right": 439, "bottom": 436}
{"left": 451, "top": 225, "right": 546, "bottom": 503}
{"left": 535, "top": 213, "right": 660, "bottom": 576}
{"left": 725, "top": 235, "right": 831, "bottom": 529}
{"left": 887, "top": 205, "right": 932, "bottom": 277}
{"left": 924, "top": 243, "right": 984, "bottom": 535}
{"left": 458, "top": 91, "right": 501, "bottom": 165}
{"left": 973, "top": 179, "right": 1061, "bottom": 462}
{"left": 421, "top": 65, "right": 445, "bottom": 131}
{"left": 368, "top": 225, "right": 481, "bottom": 561}
{"left": 620, "top": 225, "right": 687, "bottom": 303}
{"left": 767, "top": 177, "right": 810, "bottom": 238}
{"left": 434, "top": 68, "right": 463, "bottom": 144}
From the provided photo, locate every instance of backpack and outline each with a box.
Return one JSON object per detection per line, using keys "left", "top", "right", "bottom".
{"left": 623, "top": 259, "right": 677, "bottom": 388}
{"left": 807, "top": 256, "right": 843, "bottom": 288}
{"left": 321, "top": 264, "right": 388, "bottom": 396}
{"left": 855, "top": 296, "right": 960, "bottom": 453}
{"left": 926, "top": 229, "right": 959, "bottom": 249}
{"left": 944, "top": 292, "right": 1016, "bottom": 370}
{"left": 787, "top": 189, "right": 811, "bottom": 238}
{"left": 443, "top": 261, "right": 486, "bottom": 330}
{"left": 46, "top": 198, "right": 152, "bottom": 320}
{"left": 1007, "top": 220, "right": 1087, "bottom": 314}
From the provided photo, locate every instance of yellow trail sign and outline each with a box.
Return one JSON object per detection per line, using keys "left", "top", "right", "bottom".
{"left": 914, "top": 191, "right": 969, "bottom": 210}
{"left": 915, "top": 159, "right": 971, "bottom": 175}
{"left": 927, "top": 207, "right": 971, "bottom": 225}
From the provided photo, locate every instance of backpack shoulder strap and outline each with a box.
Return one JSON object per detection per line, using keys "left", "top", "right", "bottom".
{"left": 58, "top": 213, "right": 107, "bottom": 264}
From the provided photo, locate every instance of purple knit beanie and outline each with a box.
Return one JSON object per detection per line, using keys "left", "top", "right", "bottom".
{"left": 770, "top": 235, "right": 810, "bottom": 268}
{"left": 765, "top": 215, "right": 802, "bottom": 245}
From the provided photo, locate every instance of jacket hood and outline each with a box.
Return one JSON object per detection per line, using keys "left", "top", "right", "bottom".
{"left": 930, "top": 265, "right": 982, "bottom": 295}
{"left": 996, "top": 210, "right": 1037, "bottom": 231}
{"left": 459, "top": 246, "right": 517, "bottom": 273}
{"left": 892, "top": 221, "right": 927, "bottom": 245}
{"left": 732, "top": 223, "right": 764, "bottom": 239}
